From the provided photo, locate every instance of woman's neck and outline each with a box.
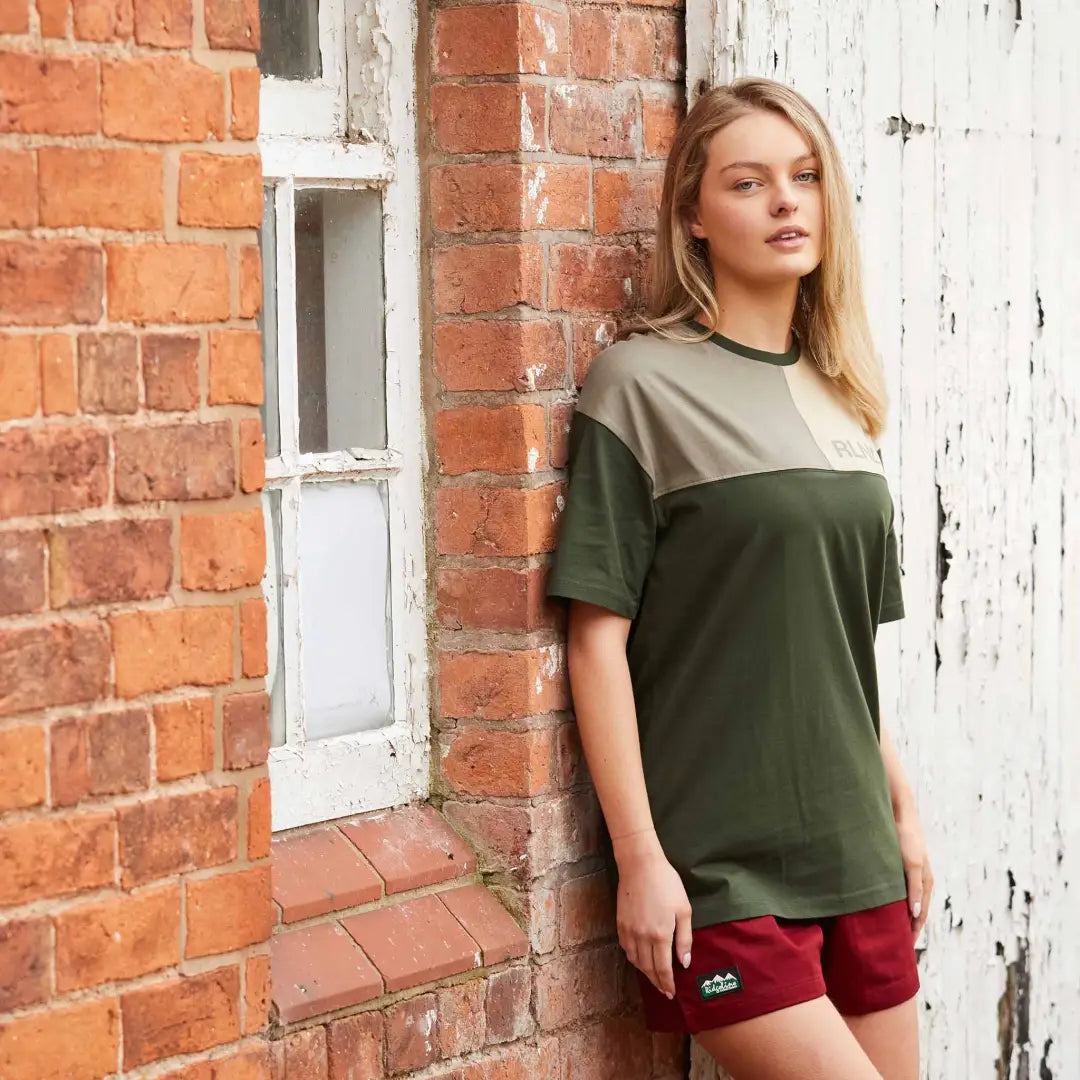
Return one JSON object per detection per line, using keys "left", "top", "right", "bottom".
{"left": 695, "top": 276, "right": 799, "bottom": 354}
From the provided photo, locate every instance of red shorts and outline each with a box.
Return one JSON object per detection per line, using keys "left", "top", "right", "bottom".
{"left": 637, "top": 899, "right": 920, "bottom": 1033}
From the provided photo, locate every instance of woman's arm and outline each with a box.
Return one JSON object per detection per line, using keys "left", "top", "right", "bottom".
{"left": 567, "top": 599, "right": 693, "bottom": 998}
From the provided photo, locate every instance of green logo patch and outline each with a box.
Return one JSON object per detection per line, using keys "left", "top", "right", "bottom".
{"left": 697, "top": 966, "right": 743, "bottom": 1000}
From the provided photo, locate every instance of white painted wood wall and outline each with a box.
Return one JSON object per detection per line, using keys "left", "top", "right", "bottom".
{"left": 684, "top": 2, "right": 1080, "bottom": 1077}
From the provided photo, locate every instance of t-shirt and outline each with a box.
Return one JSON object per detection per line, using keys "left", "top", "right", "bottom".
{"left": 546, "top": 322, "right": 908, "bottom": 929}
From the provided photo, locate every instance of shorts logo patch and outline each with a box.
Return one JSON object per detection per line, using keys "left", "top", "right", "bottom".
{"left": 697, "top": 966, "right": 743, "bottom": 1000}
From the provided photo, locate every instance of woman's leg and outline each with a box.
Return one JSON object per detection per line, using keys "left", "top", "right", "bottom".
{"left": 695, "top": 995, "right": 884, "bottom": 1080}
{"left": 843, "top": 996, "right": 919, "bottom": 1080}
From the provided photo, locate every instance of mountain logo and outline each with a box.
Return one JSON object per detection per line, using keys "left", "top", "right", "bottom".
{"left": 697, "top": 966, "right": 743, "bottom": 1000}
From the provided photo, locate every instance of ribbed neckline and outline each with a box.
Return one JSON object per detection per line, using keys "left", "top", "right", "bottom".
{"left": 686, "top": 320, "right": 801, "bottom": 366}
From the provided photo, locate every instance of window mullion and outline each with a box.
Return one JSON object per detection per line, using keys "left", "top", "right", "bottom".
{"left": 275, "top": 179, "right": 301, "bottom": 457}
{"left": 281, "top": 476, "right": 305, "bottom": 748}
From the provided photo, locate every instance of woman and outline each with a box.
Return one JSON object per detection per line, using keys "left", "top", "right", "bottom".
{"left": 546, "top": 78, "right": 933, "bottom": 1079}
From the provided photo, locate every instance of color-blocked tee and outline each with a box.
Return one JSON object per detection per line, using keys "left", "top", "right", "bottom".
{"left": 546, "top": 324, "right": 908, "bottom": 929}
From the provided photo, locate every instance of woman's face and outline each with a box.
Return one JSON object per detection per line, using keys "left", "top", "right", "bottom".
{"left": 689, "top": 109, "right": 825, "bottom": 287}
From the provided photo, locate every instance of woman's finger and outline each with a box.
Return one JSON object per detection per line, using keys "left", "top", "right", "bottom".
{"left": 905, "top": 863, "right": 923, "bottom": 924}
{"left": 674, "top": 908, "right": 693, "bottom": 970}
{"left": 653, "top": 938, "right": 676, "bottom": 999}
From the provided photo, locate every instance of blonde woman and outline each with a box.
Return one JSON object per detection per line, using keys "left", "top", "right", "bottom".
{"left": 546, "top": 78, "right": 932, "bottom": 1079}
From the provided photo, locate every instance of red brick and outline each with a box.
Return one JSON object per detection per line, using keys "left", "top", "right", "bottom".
{"left": 180, "top": 507, "right": 264, "bottom": 591}
{"left": 0, "top": 333, "right": 38, "bottom": 419}
{"left": 208, "top": 328, "right": 262, "bottom": 404}
{"left": 239, "top": 417, "right": 265, "bottom": 493}
{"left": 40, "top": 333, "right": 77, "bottom": 415}
{"left": 122, "top": 966, "right": 240, "bottom": 1068}
{"left": 0, "top": 52, "right": 98, "bottom": 135}
{"left": 239, "top": 597, "right": 268, "bottom": 678}
{"left": 440, "top": 883, "right": 529, "bottom": 966}
{"left": 247, "top": 777, "right": 271, "bottom": 859}
{"left": 153, "top": 696, "right": 214, "bottom": 781}
{"left": 432, "top": 82, "right": 546, "bottom": 153}
{"left": 441, "top": 801, "right": 531, "bottom": 878}
{"left": 230, "top": 66, "right": 259, "bottom": 140}
{"left": 440, "top": 647, "right": 567, "bottom": 720}
{"left": 550, "top": 399, "right": 574, "bottom": 469}
{"left": 244, "top": 952, "right": 270, "bottom": 1035}
{"left": 653, "top": 1031, "right": 684, "bottom": 1076}
{"left": 0, "top": 528, "right": 46, "bottom": 617}
{"left": 36, "top": 0, "right": 67, "bottom": 35}
{"left": 437, "top": 566, "right": 554, "bottom": 633}
{"left": 55, "top": 883, "right": 180, "bottom": 991}
{"left": 0, "top": 725, "right": 45, "bottom": 811}
{"left": 39, "top": 147, "right": 161, "bottom": 230}
{"left": 437, "top": 980, "right": 485, "bottom": 1058}
{"left": 436, "top": 484, "right": 562, "bottom": 557}
{"left": 179, "top": 152, "right": 261, "bottom": 228}
{"left": 0, "top": 240, "right": 103, "bottom": 327}
{"left": 143, "top": 332, "right": 200, "bottom": 411}
{"left": 110, "top": 605, "right": 233, "bottom": 697}
{"left": 433, "top": 3, "right": 567, "bottom": 76}
{"left": 238, "top": 244, "right": 262, "bottom": 317}
{"left": 386, "top": 993, "right": 437, "bottom": 1075}
{"left": 434, "top": 319, "right": 566, "bottom": 392}
{"left": 0, "top": 998, "right": 119, "bottom": 1080}
{"left": 432, "top": 164, "right": 588, "bottom": 233}
{"left": 204, "top": 0, "right": 258, "bottom": 49}
{"left": 107, "top": 242, "right": 229, "bottom": 324}
{"left": 550, "top": 84, "right": 636, "bottom": 157}
{"left": 0, "top": 620, "right": 109, "bottom": 718}
{"left": 643, "top": 93, "right": 683, "bottom": 158}
{"left": 535, "top": 945, "right": 621, "bottom": 1031}
{"left": 594, "top": 169, "right": 664, "bottom": 235}
{"left": 222, "top": 690, "right": 270, "bottom": 769}
{"left": 0, "top": 426, "right": 102, "bottom": 515}
{"left": 572, "top": 317, "right": 616, "bottom": 386}
{"left": 272, "top": 827, "right": 382, "bottom": 922}
{"left": 0, "top": 811, "right": 115, "bottom": 905}
{"left": 186, "top": 865, "right": 273, "bottom": 958}
{"left": 118, "top": 786, "right": 237, "bottom": 886}
{"left": 571, "top": 7, "right": 614, "bottom": 80}
{"left": 134, "top": 0, "right": 191, "bottom": 45}
{"left": 0, "top": 0, "right": 28, "bottom": 31}
{"left": 114, "top": 420, "right": 234, "bottom": 503}
{"left": 281, "top": 1027, "right": 327, "bottom": 1080}
{"left": 434, "top": 244, "right": 542, "bottom": 315}
{"left": 560, "top": 871, "right": 615, "bottom": 948}
{"left": 436, "top": 404, "right": 546, "bottom": 476}
{"left": 77, "top": 332, "right": 139, "bottom": 414}
{"left": 550, "top": 244, "right": 639, "bottom": 312}
{"left": 102, "top": 55, "right": 224, "bottom": 142}
{"left": 559, "top": 1016, "right": 655, "bottom": 1080}
{"left": 0, "top": 149, "right": 37, "bottom": 228}
{"left": 73, "top": 0, "right": 132, "bottom": 40}
{"left": 484, "top": 965, "right": 533, "bottom": 1044}
{"left": 327, "top": 1013, "right": 383, "bottom": 1080}
{"left": 0, "top": 917, "right": 49, "bottom": 1011}
{"left": 442, "top": 728, "right": 554, "bottom": 797}
{"left": 616, "top": 10, "right": 682, "bottom": 80}
{"left": 556, "top": 720, "right": 587, "bottom": 788}
{"left": 50, "top": 707, "right": 150, "bottom": 804}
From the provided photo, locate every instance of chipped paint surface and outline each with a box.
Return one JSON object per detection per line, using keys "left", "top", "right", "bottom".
{"left": 520, "top": 91, "right": 539, "bottom": 151}
{"left": 348, "top": 0, "right": 392, "bottom": 143}
{"left": 687, "top": 2, "right": 1080, "bottom": 1077}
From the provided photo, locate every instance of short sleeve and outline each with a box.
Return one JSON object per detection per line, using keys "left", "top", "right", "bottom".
{"left": 546, "top": 411, "right": 656, "bottom": 620}
{"left": 878, "top": 518, "right": 905, "bottom": 623}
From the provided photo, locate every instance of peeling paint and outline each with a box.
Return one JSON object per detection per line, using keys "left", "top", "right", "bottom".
{"left": 519, "top": 91, "right": 538, "bottom": 151}
{"left": 348, "top": 0, "right": 392, "bottom": 143}
{"left": 526, "top": 447, "right": 540, "bottom": 473}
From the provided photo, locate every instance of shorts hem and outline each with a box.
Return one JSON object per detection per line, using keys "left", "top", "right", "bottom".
{"left": 829, "top": 971, "right": 921, "bottom": 1017}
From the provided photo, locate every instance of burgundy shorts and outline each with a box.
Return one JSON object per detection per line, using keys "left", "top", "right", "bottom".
{"left": 637, "top": 899, "right": 920, "bottom": 1033}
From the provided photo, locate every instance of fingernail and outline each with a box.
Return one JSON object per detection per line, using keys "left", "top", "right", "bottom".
{"left": 682, "top": 953, "right": 691, "bottom": 969}
{"left": 912, "top": 902, "right": 921, "bottom": 920}
{"left": 666, "top": 991, "right": 674, "bottom": 1000}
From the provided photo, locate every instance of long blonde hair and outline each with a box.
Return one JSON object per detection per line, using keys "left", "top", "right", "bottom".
{"left": 639, "top": 78, "right": 888, "bottom": 440}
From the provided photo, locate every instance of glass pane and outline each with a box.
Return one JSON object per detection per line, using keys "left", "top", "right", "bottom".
{"left": 299, "top": 481, "right": 393, "bottom": 740}
{"left": 259, "top": 185, "right": 280, "bottom": 458}
{"left": 264, "top": 489, "right": 288, "bottom": 748}
{"left": 257, "top": 0, "right": 321, "bottom": 81}
{"left": 295, "top": 188, "right": 387, "bottom": 454}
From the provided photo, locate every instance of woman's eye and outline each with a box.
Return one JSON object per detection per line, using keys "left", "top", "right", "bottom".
{"left": 795, "top": 170, "right": 820, "bottom": 183}
{"left": 734, "top": 179, "right": 759, "bottom": 191}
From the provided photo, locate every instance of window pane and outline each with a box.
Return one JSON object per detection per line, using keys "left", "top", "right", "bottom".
{"left": 299, "top": 481, "right": 393, "bottom": 740}
{"left": 259, "top": 186, "right": 281, "bottom": 458}
{"left": 264, "top": 489, "right": 287, "bottom": 748}
{"left": 295, "top": 188, "right": 387, "bottom": 454}
{"left": 257, "top": 0, "right": 321, "bottom": 81}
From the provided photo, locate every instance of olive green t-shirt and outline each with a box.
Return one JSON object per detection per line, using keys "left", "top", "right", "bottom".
{"left": 546, "top": 324, "right": 908, "bottom": 929}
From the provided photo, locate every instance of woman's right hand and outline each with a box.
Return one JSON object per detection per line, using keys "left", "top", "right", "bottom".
{"left": 613, "top": 831, "right": 694, "bottom": 1000}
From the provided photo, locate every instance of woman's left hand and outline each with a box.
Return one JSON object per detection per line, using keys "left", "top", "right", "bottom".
{"left": 895, "top": 805, "right": 933, "bottom": 941}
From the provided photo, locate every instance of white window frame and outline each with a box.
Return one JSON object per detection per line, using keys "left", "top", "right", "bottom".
{"left": 258, "top": 2, "right": 428, "bottom": 832}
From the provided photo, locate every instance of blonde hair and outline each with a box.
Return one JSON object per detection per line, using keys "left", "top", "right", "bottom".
{"left": 638, "top": 77, "right": 888, "bottom": 440}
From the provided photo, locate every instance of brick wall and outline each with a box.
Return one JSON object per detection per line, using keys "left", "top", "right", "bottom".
{"left": 0, "top": 0, "right": 269, "bottom": 1075}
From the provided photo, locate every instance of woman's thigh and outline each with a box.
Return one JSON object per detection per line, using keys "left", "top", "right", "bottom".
{"left": 695, "top": 994, "right": 884, "bottom": 1080}
{"left": 843, "top": 996, "right": 919, "bottom": 1080}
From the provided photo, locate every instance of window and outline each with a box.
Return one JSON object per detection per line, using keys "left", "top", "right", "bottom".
{"left": 258, "top": 0, "right": 426, "bottom": 831}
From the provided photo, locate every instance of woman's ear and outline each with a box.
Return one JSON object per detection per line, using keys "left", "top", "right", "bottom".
{"left": 687, "top": 212, "right": 707, "bottom": 240}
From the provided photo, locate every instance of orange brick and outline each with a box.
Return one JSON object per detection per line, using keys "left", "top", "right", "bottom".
{"left": 39, "top": 147, "right": 162, "bottom": 230}
{"left": 282, "top": 1026, "right": 328, "bottom": 1079}
{"left": 436, "top": 979, "right": 485, "bottom": 1058}
{"left": 643, "top": 92, "right": 683, "bottom": 158}
{"left": 114, "top": 420, "right": 234, "bottom": 503}
{"left": 179, "top": 152, "right": 261, "bottom": 228}
{"left": 0, "top": 149, "right": 37, "bottom": 228}
{"left": 0, "top": 811, "right": 115, "bottom": 906}
{"left": 327, "top": 1013, "right": 382, "bottom": 1080}
{"left": 616, "top": 10, "right": 681, "bottom": 80}
{"left": 572, "top": 317, "right": 616, "bottom": 386}
{"left": 0, "top": 52, "right": 98, "bottom": 135}
{"left": 143, "top": 333, "right": 200, "bottom": 411}
{"left": 0, "top": 726, "right": 45, "bottom": 811}
{"left": 433, "top": 3, "right": 567, "bottom": 77}
{"left": 186, "top": 865, "right": 272, "bottom": 958}
{"left": 535, "top": 945, "right": 621, "bottom": 1031}
{"left": 0, "top": 426, "right": 108, "bottom": 519}
{"left": 107, "top": 242, "right": 229, "bottom": 324}
{"left": 431, "top": 82, "right": 546, "bottom": 153}
{"left": 559, "top": 871, "right": 615, "bottom": 948}
{"left": 433, "top": 243, "right": 543, "bottom": 315}
{"left": 437, "top": 566, "right": 554, "bottom": 633}
{"left": 439, "top": 647, "right": 568, "bottom": 720}
{"left": 550, "top": 84, "right": 636, "bottom": 157}
{"left": 110, "top": 606, "right": 233, "bottom": 697}
{"left": 208, "top": 328, "right": 262, "bottom": 404}
{"left": 247, "top": 776, "right": 270, "bottom": 858}
{"left": 0, "top": 998, "right": 119, "bottom": 1080}
{"left": 77, "top": 332, "right": 139, "bottom": 414}
{"left": 121, "top": 966, "right": 240, "bottom": 1068}
{"left": 36, "top": 0, "right": 67, "bottom": 35}
{"left": 73, "top": 0, "right": 132, "bottom": 40}
{"left": 153, "top": 696, "right": 214, "bottom": 781}
{"left": 55, "top": 883, "right": 180, "bottom": 991}
{"left": 0, "top": 333, "right": 39, "bottom": 419}
{"left": 442, "top": 727, "right": 554, "bottom": 797}
{"left": 180, "top": 507, "right": 264, "bottom": 591}
{"left": 40, "top": 333, "right": 77, "bottom": 415}
{"left": 0, "top": 0, "right": 29, "bottom": 31}
{"left": 102, "top": 55, "right": 224, "bottom": 142}
{"left": 222, "top": 690, "right": 270, "bottom": 769}
{"left": 50, "top": 708, "right": 150, "bottom": 805}
{"left": 436, "top": 484, "right": 561, "bottom": 557}
{"left": 550, "top": 398, "right": 574, "bottom": 469}
{"left": 118, "top": 786, "right": 237, "bottom": 886}
{"left": 550, "top": 243, "right": 639, "bottom": 312}
{"left": 240, "top": 596, "right": 268, "bottom": 676}
{"left": 434, "top": 319, "right": 566, "bottom": 392}
{"left": 435, "top": 404, "right": 546, "bottom": 476}
{"left": 244, "top": 952, "right": 270, "bottom": 1034}
{"left": 239, "top": 416, "right": 265, "bottom": 493}
{"left": 0, "top": 240, "right": 103, "bottom": 327}
{"left": 238, "top": 244, "right": 262, "bottom": 317}
{"left": 204, "top": 0, "right": 258, "bottom": 49}
{"left": 134, "top": 0, "right": 191, "bottom": 46}
{"left": 0, "top": 917, "right": 49, "bottom": 1012}
{"left": 571, "top": 6, "right": 614, "bottom": 79}
{"left": 0, "top": 529, "right": 46, "bottom": 616}
{"left": 595, "top": 168, "right": 664, "bottom": 234}
{"left": 230, "top": 66, "right": 259, "bottom": 139}
{"left": 386, "top": 993, "right": 438, "bottom": 1074}
{"left": 0, "top": 620, "right": 109, "bottom": 718}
